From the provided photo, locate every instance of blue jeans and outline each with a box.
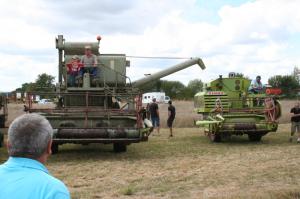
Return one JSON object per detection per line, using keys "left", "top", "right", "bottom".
{"left": 80, "top": 67, "right": 98, "bottom": 77}
{"left": 151, "top": 117, "right": 160, "bottom": 127}
{"left": 67, "top": 74, "right": 76, "bottom": 86}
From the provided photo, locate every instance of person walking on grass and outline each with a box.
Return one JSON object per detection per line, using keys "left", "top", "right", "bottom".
{"left": 0, "top": 114, "right": 70, "bottom": 199}
{"left": 149, "top": 98, "right": 160, "bottom": 135}
{"left": 167, "top": 100, "right": 176, "bottom": 137}
{"left": 290, "top": 101, "right": 300, "bottom": 143}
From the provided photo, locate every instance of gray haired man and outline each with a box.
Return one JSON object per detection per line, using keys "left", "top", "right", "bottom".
{"left": 0, "top": 114, "right": 70, "bottom": 199}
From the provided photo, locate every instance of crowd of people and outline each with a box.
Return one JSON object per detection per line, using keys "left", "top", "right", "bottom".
{"left": 140, "top": 98, "right": 176, "bottom": 138}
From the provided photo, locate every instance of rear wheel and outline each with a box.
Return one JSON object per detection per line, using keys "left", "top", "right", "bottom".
{"left": 113, "top": 143, "right": 127, "bottom": 153}
{"left": 0, "top": 131, "right": 3, "bottom": 148}
{"left": 208, "top": 124, "right": 221, "bottom": 142}
{"left": 248, "top": 134, "right": 262, "bottom": 142}
{"left": 0, "top": 115, "right": 5, "bottom": 128}
{"left": 51, "top": 144, "right": 59, "bottom": 154}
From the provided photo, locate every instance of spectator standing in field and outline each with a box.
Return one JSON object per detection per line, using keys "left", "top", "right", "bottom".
{"left": 167, "top": 100, "right": 176, "bottom": 137}
{"left": 290, "top": 102, "right": 300, "bottom": 143}
{"left": 0, "top": 114, "right": 70, "bottom": 199}
{"left": 149, "top": 98, "right": 160, "bottom": 135}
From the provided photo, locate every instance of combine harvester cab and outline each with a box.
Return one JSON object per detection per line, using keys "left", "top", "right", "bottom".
{"left": 26, "top": 35, "right": 206, "bottom": 153}
{"left": 194, "top": 73, "right": 281, "bottom": 142}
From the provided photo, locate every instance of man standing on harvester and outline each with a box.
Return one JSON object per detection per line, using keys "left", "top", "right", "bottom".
{"left": 80, "top": 45, "right": 98, "bottom": 77}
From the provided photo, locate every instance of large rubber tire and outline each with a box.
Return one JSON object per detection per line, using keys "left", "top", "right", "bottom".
{"left": 248, "top": 134, "right": 262, "bottom": 142}
{"left": 51, "top": 144, "right": 59, "bottom": 154}
{"left": 208, "top": 124, "right": 221, "bottom": 142}
{"left": 0, "top": 115, "right": 5, "bottom": 128}
{"left": 113, "top": 143, "right": 127, "bottom": 153}
{"left": 209, "top": 132, "right": 222, "bottom": 142}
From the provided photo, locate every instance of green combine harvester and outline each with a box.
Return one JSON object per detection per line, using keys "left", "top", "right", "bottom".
{"left": 26, "top": 35, "right": 205, "bottom": 153}
{"left": 194, "top": 73, "right": 281, "bottom": 142}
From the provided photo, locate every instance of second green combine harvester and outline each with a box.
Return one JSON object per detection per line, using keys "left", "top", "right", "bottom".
{"left": 194, "top": 73, "right": 281, "bottom": 142}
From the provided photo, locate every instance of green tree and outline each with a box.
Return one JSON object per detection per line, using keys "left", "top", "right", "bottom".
{"left": 268, "top": 75, "right": 299, "bottom": 97}
{"left": 34, "top": 73, "right": 55, "bottom": 92}
{"left": 293, "top": 66, "right": 300, "bottom": 83}
{"left": 16, "top": 82, "right": 35, "bottom": 92}
{"left": 138, "top": 80, "right": 187, "bottom": 100}
{"left": 160, "top": 80, "right": 186, "bottom": 99}
{"left": 187, "top": 79, "right": 203, "bottom": 94}
{"left": 235, "top": 73, "right": 244, "bottom": 78}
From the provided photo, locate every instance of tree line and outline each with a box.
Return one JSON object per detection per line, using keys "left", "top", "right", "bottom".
{"left": 139, "top": 79, "right": 203, "bottom": 100}
{"left": 268, "top": 66, "right": 300, "bottom": 98}
{"left": 16, "top": 73, "right": 55, "bottom": 93}
{"left": 14, "top": 66, "right": 300, "bottom": 99}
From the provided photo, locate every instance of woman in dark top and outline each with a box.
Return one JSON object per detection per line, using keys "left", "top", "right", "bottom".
{"left": 167, "top": 100, "right": 176, "bottom": 137}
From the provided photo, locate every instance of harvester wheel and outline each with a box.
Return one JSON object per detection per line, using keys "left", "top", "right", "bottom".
{"left": 209, "top": 132, "right": 221, "bottom": 142}
{"left": 0, "top": 115, "right": 5, "bottom": 128}
{"left": 113, "top": 143, "right": 127, "bottom": 153}
{"left": 0, "top": 131, "right": 3, "bottom": 148}
{"left": 248, "top": 134, "right": 262, "bottom": 142}
{"left": 51, "top": 144, "right": 59, "bottom": 154}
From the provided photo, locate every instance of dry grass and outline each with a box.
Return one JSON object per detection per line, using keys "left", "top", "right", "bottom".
{"left": 0, "top": 101, "right": 300, "bottom": 198}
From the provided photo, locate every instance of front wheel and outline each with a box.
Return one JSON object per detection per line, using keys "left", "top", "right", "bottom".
{"left": 208, "top": 124, "right": 221, "bottom": 142}
{"left": 0, "top": 115, "right": 5, "bottom": 128}
{"left": 209, "top": 132, "right": 221, "bottom": 142}
{"left": 113, "top": 143, "right": 127, "bottom": 153}
{"left": 51, "top": 144, "right": 59, "bottom": 154}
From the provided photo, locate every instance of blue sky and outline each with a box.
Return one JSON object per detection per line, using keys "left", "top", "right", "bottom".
{"left": 0, "top": 0, "right": 299, "bottom": 91}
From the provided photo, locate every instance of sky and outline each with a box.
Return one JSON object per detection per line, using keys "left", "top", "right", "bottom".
{"left": 0, "top": 0, "right": 300, "bottom": 91}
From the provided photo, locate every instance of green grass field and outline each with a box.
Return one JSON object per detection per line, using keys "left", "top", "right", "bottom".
{"left": 1, "top": 124, "right": 300, "bottom": 199}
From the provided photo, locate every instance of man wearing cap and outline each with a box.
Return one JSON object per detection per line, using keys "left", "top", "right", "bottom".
{"left": 80, "top": 45, "right": 98, "bottom": 77}
{"left": 66, "top": 55, "right": 82, "bottom": 87}
{"left": 248, "top": 76, "right": 264, "bottom": 94}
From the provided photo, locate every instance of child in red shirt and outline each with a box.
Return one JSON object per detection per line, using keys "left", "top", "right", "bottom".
{"left": 66, "top": 55, "right": 83, "bottom": 86}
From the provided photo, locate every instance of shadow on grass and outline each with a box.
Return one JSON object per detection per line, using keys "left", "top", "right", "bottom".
{"left": 49, "top": 131, "right": 293, "bottom": 163}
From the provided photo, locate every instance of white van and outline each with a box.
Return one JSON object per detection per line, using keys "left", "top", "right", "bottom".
{"left": 142, "top": 92, "right": 171, "bottom": 104}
